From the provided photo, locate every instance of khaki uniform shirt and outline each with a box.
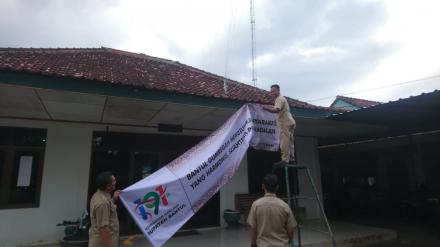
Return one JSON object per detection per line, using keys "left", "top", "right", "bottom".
{"left": 274, "top": 95, "right": 296, "bottom": 129}
{"left": 89, "top": 190, "right": 119, "bottom": 247}
{"left": 247, "top": 193, "right": 297, "bottom": 247}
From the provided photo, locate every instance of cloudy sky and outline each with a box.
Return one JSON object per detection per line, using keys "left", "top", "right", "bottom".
{"left": 1, "top": 0, "right": 439, "bottom": 106}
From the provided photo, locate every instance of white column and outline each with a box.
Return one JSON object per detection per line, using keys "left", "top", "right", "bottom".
{"left": 296, "top": 137, "right": 323, "bottom": 219}
{"left": 219, "top": 154, "right": 249, "bottom": 227}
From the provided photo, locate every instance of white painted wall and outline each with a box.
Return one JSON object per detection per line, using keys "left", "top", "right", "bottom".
{"left": 0, "top": 118, "right": 212, "bottom": 246}
{"left": 296, "top": 136, "right": 323, "bottom": 219}
{"left": 0, "top": 120, "right": 94, "bottom": 247}
{"left": 0, "top": 118, "right": 324, "bottom": 246}
{"left": 219, "top": 155, "right": 249, "bottom": 227}
{"left": 218, "top": 136, "right": 325, "bottom": 225}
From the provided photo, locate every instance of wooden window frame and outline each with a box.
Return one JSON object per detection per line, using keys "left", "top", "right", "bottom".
{"left": 0, "top": 127, "right": 46, "bottom": 209}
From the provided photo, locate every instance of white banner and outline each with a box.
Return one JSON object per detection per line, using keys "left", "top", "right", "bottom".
{"left": 120, "top": 103, "right": 279, "bottom": 247}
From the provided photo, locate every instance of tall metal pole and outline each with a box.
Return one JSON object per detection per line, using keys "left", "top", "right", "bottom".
{"left": 250, "top": 0, "right": 257, "bottom": 87}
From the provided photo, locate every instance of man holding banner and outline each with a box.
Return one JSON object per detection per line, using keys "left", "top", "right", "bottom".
{"left": 263, "top": 84, "right": 297, "bottom": 165}
{"left": 89, "top": 172, "right": 120, "bottom": 247}
{"left": 120, "top": 104, "right": 281, "bottom": 246}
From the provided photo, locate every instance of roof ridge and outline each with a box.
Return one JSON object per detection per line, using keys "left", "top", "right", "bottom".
{"left": 171, "top": 64, "right": 332, "bottom": 110}
{"left": 102, "top": 48, "right": 258, "bottom": 91}
{"left": 100, "top": 48, "right": 326, "bottom": 109}
{"left": 0, "top": 47, "right": 104, "bottom": 54}
{"left": 103, "top": 47, "right": 235, "bottom": 83}
{"left": 100, "top": 47, "right": 179, "bottom": 64}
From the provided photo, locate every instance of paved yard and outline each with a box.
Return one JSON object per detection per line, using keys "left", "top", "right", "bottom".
{"left": 346, "top": 217, "right": 440, "bottom": 247}
{"left": 121, "top": 220, "right": 397, "bottom": 247}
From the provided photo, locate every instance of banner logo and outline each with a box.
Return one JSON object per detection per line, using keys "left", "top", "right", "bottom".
{"left": 120, "top": 104, "right": 279, "bottom": 247}
{"left": 133, "top": 185, "right": 169, "bottom": 221}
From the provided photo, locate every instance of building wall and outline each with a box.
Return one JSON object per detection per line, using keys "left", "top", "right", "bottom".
{"left": 319, "top": 131, "right": 440, "bottom": 218}
{"left": 219, "top": 155, "right": 249, "bottom": 227}
{"left": 219, "top": 136, "right": 324, "bottom": 223}
{"left": 0, "top": 118, "right": 212, "bottom": 246}
{"left": 0, "top": 119, "right": 94, "bottom": 247}
{"left": 0, "top": 118, "right": 325, "bottom": 246}
{"left": 296, "top": 136, "right": 323, "bottom": 219}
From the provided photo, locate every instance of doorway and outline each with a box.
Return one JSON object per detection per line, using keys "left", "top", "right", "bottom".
{"left": 247, "top": 147, "right": 299, "bottom": 195}
{"left": 88, "top": 131, "right": 220, "bottom": 234}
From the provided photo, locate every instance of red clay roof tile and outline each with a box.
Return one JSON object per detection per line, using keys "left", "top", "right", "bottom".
{"left": 0, "top": 47, "right": 336, "bottom": 112}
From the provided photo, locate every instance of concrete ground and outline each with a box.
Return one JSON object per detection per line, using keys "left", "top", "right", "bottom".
{"left": 42, "top": 218, "right": 439, "bottom": 247}
{"left": 120, "top": 220, "right": 398, "bottom": 247}
{"left": 348, "top": 217, "right": 440, "bottom": 247}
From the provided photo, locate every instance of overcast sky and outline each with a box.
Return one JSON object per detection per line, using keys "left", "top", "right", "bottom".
{"left": 1, "top": 0, "right": 439, "bottom": 106}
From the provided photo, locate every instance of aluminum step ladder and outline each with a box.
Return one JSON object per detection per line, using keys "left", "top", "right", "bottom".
{"left": 272, "top": 163, "right": 337, "bottom": 247}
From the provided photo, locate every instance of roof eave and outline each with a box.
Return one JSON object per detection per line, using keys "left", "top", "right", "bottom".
{"left": 0, "top": 70, "right": 336, "bottom": 118}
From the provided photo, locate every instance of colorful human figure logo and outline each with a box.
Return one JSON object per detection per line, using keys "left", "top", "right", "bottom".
{"left": 134, "top": 185, "right": 169, "bottom": 220}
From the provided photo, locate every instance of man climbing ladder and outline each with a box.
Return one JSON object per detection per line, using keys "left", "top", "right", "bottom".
{"left": 263, "top": 84, "right": 296, "bottom": 165}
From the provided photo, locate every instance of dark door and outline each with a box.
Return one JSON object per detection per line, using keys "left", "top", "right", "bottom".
{"left": 88, "top": 131, "right": 220, "bottom": 234}
{"left": 89, "top": 150, "right": 133, "bottom": 234}
{"left": 247, "top": 147, "right": 298, "bottom": 195}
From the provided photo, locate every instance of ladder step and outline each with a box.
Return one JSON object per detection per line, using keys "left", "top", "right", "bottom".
{"left": 273, "top": 162, "right": 337, "bottom": 247}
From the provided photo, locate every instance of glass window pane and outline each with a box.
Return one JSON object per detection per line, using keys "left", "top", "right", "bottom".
{"left": 8, "top": 151, "right": 40, "bottom": 204}
{"left": 134, "top": 152, "right": 160, "bottom": 182}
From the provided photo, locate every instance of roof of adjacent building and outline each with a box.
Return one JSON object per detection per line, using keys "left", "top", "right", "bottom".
{"left": 330, "top": 95, "right": 382, "bottom": 109}
{"left": 327, "top": 90, "right": 440, "bottom": 139}
{"left": 0, "top": 47, "right": 336, "bottom": 112}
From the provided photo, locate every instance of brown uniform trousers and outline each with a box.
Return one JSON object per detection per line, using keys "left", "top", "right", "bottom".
{"left": 274, "top": 95, "right": 296, "bottom": 162}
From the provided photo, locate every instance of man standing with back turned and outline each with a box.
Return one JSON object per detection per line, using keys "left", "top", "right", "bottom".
{"left": 247, "top": 173, "right": 297, "bottom": 247}
{"left": 263, "top": 84, "right": 296, "bottom": 165}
